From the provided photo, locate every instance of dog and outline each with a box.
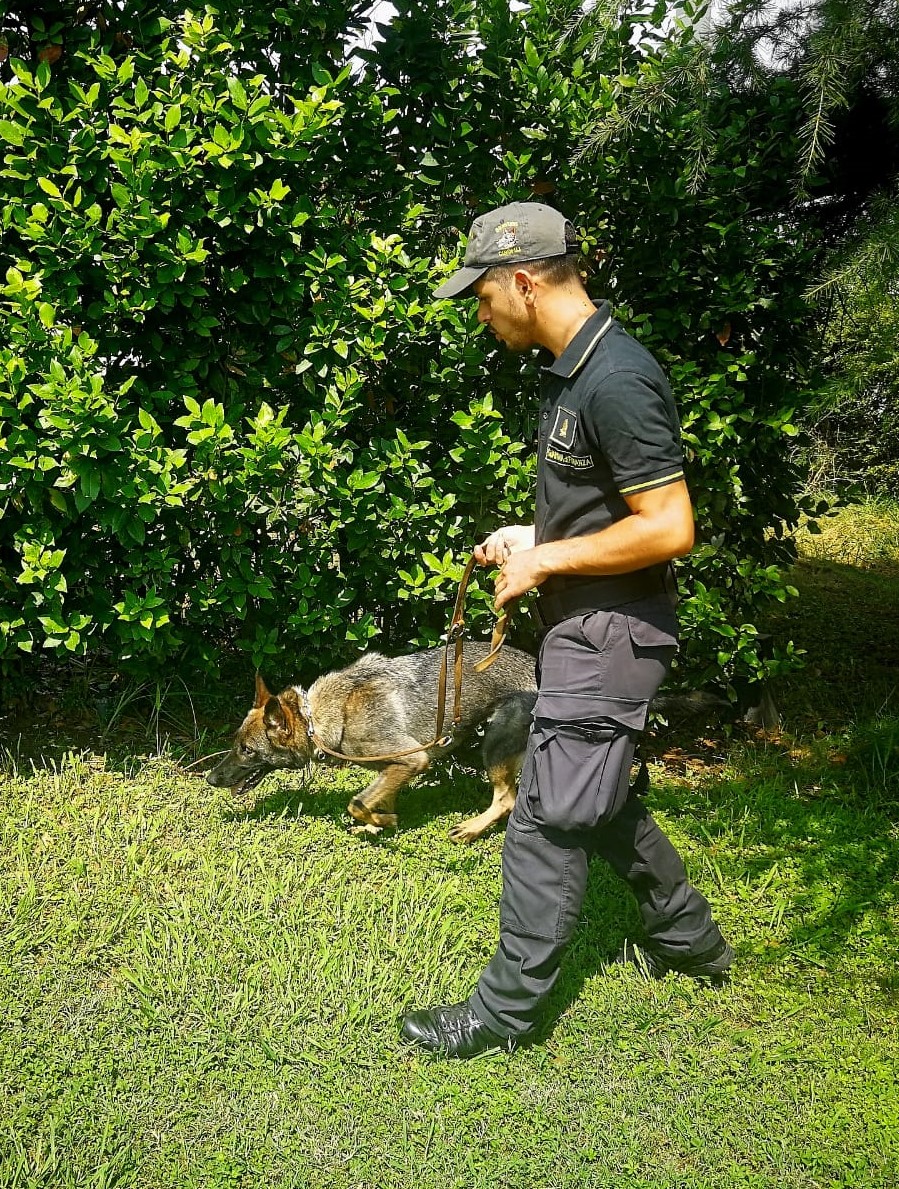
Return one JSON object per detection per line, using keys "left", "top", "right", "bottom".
{"left": 207, "top": 641, "right": 538, "bottom": 843}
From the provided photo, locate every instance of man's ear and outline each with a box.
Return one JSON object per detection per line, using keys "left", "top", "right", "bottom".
{"left": 513, "top": 268, "right": 538, "bottom": 302}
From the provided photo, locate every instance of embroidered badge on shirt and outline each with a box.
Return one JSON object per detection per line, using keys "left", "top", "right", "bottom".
{"left": 545, "top": 446, "right": 594, "bottom": 470}
{"left": 549, "top": 406, "right": 578, "bottom": 449}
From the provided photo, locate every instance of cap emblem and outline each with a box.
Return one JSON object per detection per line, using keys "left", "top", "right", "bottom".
{"left": 495, "top": 220, "right": 521, "bottom": 256}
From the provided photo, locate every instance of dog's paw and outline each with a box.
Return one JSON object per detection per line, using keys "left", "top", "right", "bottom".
{"left": 349, "top": 822, "right": 384, "bottom": 837}
{"left": 347, "top": 797, "right": 398, "bottom": 831}
{"left": 448, "top": 818, "right": 487, "bottom": 845}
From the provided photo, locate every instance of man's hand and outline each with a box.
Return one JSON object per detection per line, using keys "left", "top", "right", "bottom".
{"left": 493, "top": 547, "right": 549, "bottom": 610}
{"left": 474, "top": 524, "right": 535, "bottom": 567}
{"left": 477, "top": 482, "right": 696, "bottom": 611}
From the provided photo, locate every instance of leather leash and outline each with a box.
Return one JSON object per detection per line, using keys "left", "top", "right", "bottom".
{"left": 303, "top": 552, "right": 509, "bottom": 765}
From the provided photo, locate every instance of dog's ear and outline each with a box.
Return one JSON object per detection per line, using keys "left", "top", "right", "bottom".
{"left": 254, "top": 672, "right": 272, "bottom": 709}
{"left": 263, "top": 695, "right": 290, "bottom": 736}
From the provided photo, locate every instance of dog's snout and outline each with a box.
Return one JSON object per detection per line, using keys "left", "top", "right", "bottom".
{"left": 206, "top": 764, "right": 228, "bottom": 788}
{"left": 206, "top": 758, "right": 237, "bottom": 789}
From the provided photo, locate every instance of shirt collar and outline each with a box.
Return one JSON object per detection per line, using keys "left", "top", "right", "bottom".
{"left": 542, "top": 300, "right": 614, "bottom": 379}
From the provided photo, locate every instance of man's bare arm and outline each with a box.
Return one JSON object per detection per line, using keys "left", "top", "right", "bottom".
{"left": 493, "top": 480, "right": 694, "bottom": 610}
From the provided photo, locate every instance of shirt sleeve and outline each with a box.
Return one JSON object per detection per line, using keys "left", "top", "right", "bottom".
{"left": 583, "top": 368, "right": 685, "bottom": 496}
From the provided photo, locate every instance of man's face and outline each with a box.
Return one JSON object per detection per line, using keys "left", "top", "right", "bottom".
{"left": 472, "top": 275, "right": 535, "bottom": 352}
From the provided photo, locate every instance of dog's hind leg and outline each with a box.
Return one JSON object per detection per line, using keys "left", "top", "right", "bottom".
{"left": 448, "top": 763, "right": 517, "bottom": 845}
{"left": 449, "top": 693, "right": 534, "bottom": 844}
{"left": 347, "top": 752, "right": 429, "bottom": 833}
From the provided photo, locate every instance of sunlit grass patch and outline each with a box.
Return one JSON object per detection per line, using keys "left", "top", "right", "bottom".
{"left": 2, "top": 501, "right": 899, "bottom": 1188}
{"left": 2, "top": 740, "right": 898, "bottom": 1188}
{"left": 796, "top": 495, "right": 899, "bottom": 569}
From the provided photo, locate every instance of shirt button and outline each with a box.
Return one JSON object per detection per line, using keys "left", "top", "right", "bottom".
{"left": 541, "top": 412, "right": 549, "bottom": 420}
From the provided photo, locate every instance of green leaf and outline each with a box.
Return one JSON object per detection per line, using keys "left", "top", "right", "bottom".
{"left": 227, "top": 77, "right": 247, "bottom": 110}
{"left": 0, "top": 120, "right": 24, "bottom": 147}
{"left": 349, "top": 470, "right": 380, "bottom": 491}
{"left": 39, "top": 615, "right": 68, "bottom": 636}
{"left": 165, "top": 104, "right": 181, "bottom": 133}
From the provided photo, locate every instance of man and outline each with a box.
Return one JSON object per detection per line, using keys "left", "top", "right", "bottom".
{"left": 399, "top": 201, "right": 733, "bottom": 1059}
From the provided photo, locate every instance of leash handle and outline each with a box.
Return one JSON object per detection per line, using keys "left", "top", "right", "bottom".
{"left": 471, "top": 609, "right": 509, "bottom": 673}
{"left": 443, "top": 550, "right": 511, "bottom": 695}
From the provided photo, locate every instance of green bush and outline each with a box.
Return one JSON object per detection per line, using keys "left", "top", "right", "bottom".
{"left": 806, "top": 288, "right": 899, "bottom": 497}
{"left": 0, "top": 1, "right": 826, "bottom": 696}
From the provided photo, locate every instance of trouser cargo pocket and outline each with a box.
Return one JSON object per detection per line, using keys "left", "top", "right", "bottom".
{"left": 535, "top": 603, "right": 678, "bottom": 732}
{"left": 521, "top": 717, "right": 637, "bottom": 832}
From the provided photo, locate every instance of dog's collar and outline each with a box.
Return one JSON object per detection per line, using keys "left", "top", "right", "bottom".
{"left": 296, "top": 687, "right": 315, "bottom": 738}
{"left": 297, "top": 688, "right": 345, "bottom": 766}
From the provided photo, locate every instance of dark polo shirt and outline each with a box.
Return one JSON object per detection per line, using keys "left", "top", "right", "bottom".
{"left": 536, "top": 301, "right": 684, "bottom": 543}
{"left": 534, "top": 301, "right": 685, "bottom": 616}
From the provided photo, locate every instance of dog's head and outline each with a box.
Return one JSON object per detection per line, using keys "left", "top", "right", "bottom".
{"left": 206, "top": 674, "right": 313, "bottom": 796}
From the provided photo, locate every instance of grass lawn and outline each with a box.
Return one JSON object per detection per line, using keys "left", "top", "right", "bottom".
{"left": 1, "top": 502, "right": 897, "bottom": 1188}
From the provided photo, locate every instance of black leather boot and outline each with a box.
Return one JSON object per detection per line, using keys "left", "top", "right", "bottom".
{"left": 400, "top": 1002, "right": 515, "bottom": 1058}
{"left": 613, "top": 937, "right": 734, "bottom": 986}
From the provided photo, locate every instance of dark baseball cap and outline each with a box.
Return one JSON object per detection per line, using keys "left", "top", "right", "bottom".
{"left": 433, "top": 202, "right": 578, "bottom": 300}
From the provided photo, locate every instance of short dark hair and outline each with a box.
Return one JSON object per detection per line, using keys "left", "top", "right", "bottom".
{"left": 484, "top": 253, "right": 586, "bottom": 291}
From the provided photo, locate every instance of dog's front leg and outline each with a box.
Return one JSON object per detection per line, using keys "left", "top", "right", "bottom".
{"left": 347, "top": 754, "right": 428, "bottom": 833}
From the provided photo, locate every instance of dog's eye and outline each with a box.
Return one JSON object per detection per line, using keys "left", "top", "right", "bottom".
{"left": 240, "top": 744, "right": 255, "bottom": 758}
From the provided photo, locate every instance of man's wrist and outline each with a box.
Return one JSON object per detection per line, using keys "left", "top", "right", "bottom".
{"left": 531, "top": 542, "right": 558, "bottom": 586}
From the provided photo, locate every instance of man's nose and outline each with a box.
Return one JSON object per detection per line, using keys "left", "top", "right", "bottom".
{"left": 477, "top": 305, "right": 489, "bottom": 324}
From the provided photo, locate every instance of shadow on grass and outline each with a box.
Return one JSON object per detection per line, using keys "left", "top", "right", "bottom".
{"left": 221, "top": 747, "right": 505, "bottom": 835}
{"left": 536, "top": 723, "right": 899, "bottom": 1036}
{"left": 764, "top": 556, "right": 899, "bottom": 728}
{"left": 222, "top": 779, "right": 351, "bottom": 824}
{"left": 655, "top": 741, "right": 899, "bottom": 954}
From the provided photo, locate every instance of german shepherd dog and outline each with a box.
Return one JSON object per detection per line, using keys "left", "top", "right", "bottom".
{"left": 207, "top": 642, "right": 537, "bottom": 843}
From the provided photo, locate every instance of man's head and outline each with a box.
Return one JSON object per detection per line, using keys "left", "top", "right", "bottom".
{"left": 433, "top": 202, "right": 580, "bottom": 301}
{"left": 434, "top": 202, "right": 590, "bottom": 354}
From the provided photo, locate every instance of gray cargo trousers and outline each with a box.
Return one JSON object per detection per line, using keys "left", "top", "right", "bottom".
{"left": 469, "top": 596, "right": 726, "bottom": 1038}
